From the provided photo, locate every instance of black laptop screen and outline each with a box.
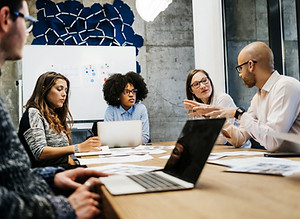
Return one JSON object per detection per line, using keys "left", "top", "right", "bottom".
{"left": 163, "top": 118, "right": 225, "bottom": 184}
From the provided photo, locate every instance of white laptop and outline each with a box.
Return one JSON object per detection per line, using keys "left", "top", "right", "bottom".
{"left": 97, "top": 120, "right": 142, "bottom": 147}
{"left": 100, "top": 118, "right": 226, "bottom": 195}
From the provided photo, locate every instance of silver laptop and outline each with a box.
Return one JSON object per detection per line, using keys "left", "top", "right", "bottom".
{"left": 97, "top": 120, "right": 142, "bottom": 147}
{"left": 100, "top": 118, "right": 226, "bottom": 195}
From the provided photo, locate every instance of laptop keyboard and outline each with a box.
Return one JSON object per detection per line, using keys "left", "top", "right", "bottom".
{"left": 128, "top": 172, "right": 184, "bottom": 191}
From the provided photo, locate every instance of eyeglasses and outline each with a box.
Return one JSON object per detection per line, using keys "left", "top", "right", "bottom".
{"left": 190, "top": 77, "right": 209, "bottom": 89}
{"left": 13, "top": 11, "right": 37, "bottom": 33}
{"left": 235, "top": 60, "right": 257, "bottom": 73}
{"left": 123, "top": 89, "right": 138, "bottom": 95}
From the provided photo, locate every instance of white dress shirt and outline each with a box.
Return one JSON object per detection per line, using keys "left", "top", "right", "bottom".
{"left": 223, "top": 71, "right": 300, "bottom": 152}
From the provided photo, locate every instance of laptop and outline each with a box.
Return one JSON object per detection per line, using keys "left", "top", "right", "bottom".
{"left": 100, "top": 118, "right": 226, "bottom": 195}
{"left": 97, "top": 120, "right": 142, "bottom": 147}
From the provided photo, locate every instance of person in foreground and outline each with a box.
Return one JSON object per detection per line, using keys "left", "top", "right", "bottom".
{"left": 102, "top": 71, "right": 150, "bottom": 144}
{"left": 0, "top": 0, "right": 107, "bottom": 218}
{"left": 185, "top": 41, "right": 300, "bottom": 152}
{"left": 185, "top": 69, "right": 251, "bottom": 146}
{"left": 19, "top": 71, "right": 101, "bottom": 168}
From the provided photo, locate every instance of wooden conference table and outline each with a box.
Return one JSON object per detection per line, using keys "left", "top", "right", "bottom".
{"left": 89, "top": 142, "right": 300, "bottom": 219}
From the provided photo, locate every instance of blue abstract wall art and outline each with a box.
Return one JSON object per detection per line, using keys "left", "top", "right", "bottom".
{"left": 33, "top": 0, "right": 143, "bottom": 72}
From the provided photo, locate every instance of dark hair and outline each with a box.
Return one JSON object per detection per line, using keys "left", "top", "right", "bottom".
{"left": 103, "top": 71, "right": 148, "bottom": 107}
{"left": 186, "top": 69, "right": 214, "bottom": 104}
{"left": 0, "top": 0, "right": 23, "bottom": 20}
{"left": 25, "top": 72, "right": 73, "bottom": 142}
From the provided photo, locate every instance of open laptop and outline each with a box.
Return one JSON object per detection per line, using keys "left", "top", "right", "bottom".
{"left": 97, "top": 120, "right": 142, "bottom": 147}
{"left": 100, "top": 118, "right": 226, "bottom": 195}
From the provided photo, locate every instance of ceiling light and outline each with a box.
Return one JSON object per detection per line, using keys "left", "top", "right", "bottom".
{"left": 136, "top": 0, "right": 172, "bottom": 22}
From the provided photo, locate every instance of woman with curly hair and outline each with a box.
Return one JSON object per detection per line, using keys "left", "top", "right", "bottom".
{"left": 102, "top": 71, "right": 150, "bottom": 144}
{"left": 18, "top": 72, "right": 101, "bottom": 168}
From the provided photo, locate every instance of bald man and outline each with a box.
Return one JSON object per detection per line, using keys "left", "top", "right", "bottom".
{"left": 184, "top": 41, "right": 300, "bottom": 152}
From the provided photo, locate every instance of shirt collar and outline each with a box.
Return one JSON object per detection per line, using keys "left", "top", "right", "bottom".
{"left": 261, "top": 70, "right": 280, "bottom": 93}
{"left": 120, "top": 105, "right": 134, "bottom": 115}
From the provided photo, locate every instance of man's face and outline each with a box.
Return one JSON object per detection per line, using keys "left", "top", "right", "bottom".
{"left": 237, "top": 55, "right": 256, "bottom": 88}
{"left": 3, "top": 1, "right": 28, "bottom": 61}
{"left": 240, "top": 67, "right": 256, "bottom": 88}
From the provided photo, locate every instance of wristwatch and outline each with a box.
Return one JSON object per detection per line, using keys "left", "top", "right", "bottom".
{"left": 74, "top": 144, "right": 79, "bottom": 153}
{"left": 234, "top": 107, "right": 245, "bottom": 119}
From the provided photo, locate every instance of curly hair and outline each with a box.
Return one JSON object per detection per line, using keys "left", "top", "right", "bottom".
{"left": 25, "top": 72, "right": 73, "bottom": 143}
{"left": 103, "top": 71, "right": 148, "bottom": 107}
{"left": 186, "top": 69, "right": 214, "bottom": 104}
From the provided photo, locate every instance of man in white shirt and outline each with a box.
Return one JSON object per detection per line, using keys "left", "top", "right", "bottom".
{"left": 184, "top": 41, "right": 300, "bottom": 152}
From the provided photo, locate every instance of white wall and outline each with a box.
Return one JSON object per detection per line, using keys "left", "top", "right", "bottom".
{"left": 192, "top": 0, "right": 225, "bottom": 93}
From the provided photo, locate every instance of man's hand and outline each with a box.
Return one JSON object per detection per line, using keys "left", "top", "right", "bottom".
{"left": 68, "top": 177, "right": 103, "bottom": 219}
{"left": 54, "top": 167, "right": 109, "bottom": 190}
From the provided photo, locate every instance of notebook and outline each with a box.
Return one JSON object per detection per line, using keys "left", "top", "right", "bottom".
{"left": 100, "top": 118, "right": 226, "bottom": 195}
{"left": 97, "top": 120, "right": 142, "bottom": 147}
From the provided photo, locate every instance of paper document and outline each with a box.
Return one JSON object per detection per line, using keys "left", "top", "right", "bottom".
{"left": 136, "top": 145, "right": 175, "bottom": 150}
{"left": 209, "top": 151, "right": 265, "bottom": 160}
{"left": 77, "top": 154, "right": 154, "bottom": 165}
{"left": 74, "top": 146, "right": 111, "bottom": 157}
{"left": 88, "top": 164, "right": 162, "bottom": 175}
{"left": 209, "top": 157, "right": 300, "bottom": 176}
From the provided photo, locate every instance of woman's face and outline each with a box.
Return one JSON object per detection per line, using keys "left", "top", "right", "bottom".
{"left": 120, "top": 83, "right": 136, "bottom": 110}
{"left": 190, "top": 72, "right": 212, "bottom": 104}
{"left": 46, "top": 79, "right": 68, "bottom": 109}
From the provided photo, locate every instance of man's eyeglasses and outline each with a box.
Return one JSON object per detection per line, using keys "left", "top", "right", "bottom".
{"left": 123, "top": 89, "right": 138, "bottom": 95}
{"left": 190, "top": 77, "right": 209, "bottom": 89}
{"left": 235, "top": 60, "right": 257, "bottom": 73}
{"left": 13, "top": 11, "right": 37, "bottom": 33}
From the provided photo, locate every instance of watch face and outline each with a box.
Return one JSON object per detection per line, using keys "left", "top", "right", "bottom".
{"left": 235, "top": 107, "right": 245, "bottom": 119}
{"left": 237, "top": 108, "right": 244, "bottom": 113}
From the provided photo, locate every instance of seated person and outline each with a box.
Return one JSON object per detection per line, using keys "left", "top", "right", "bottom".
{"left": 101, "top": 71, "right": 150, "bottom": 144}
{"left": 184, "top": 42, "right": 300, "bottom": 152}
{"left": 18, "top": 72, "right": 101, "bottom": 168}
{"left": 185, "top": 69, "right": 250, "bottom": 147}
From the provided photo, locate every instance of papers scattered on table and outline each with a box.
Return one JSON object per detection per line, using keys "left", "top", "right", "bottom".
{"left": 209, "top": 151, "right": 265, "bottom": 160}
{"left": 76, "top": 145, "right": 171, "bottom": 165}
{"left": 88, "top": 164, "right": 162, "bottom": 175}
{"left": 136, "top": 145, "right": 175, "bottom": 150}
{"left": 208, "top": 157, "right": 300, "bottom": 176}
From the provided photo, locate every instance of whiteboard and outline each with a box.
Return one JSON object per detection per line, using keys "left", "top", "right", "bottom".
{"left": 22, "top": 45, "right": 136, "bottom": 122}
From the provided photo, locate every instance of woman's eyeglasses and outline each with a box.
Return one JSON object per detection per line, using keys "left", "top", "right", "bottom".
{"left": 13, "top": 11, "right": 37, "bottom": 33}
{"left": 190, "top": 77, "right": 209, "bottom": 89}
{"left": 123, "top": 89, "right": 138, "bottom": 95}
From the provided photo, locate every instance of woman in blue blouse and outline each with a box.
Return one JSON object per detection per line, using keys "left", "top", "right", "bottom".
{"left": 102, "top": 71, "right": 150, "bottom": 144}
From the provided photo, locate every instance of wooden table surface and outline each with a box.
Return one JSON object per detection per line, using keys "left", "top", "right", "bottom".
{"left": 94, "top": 142, "right": 300, "bottom": 219}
